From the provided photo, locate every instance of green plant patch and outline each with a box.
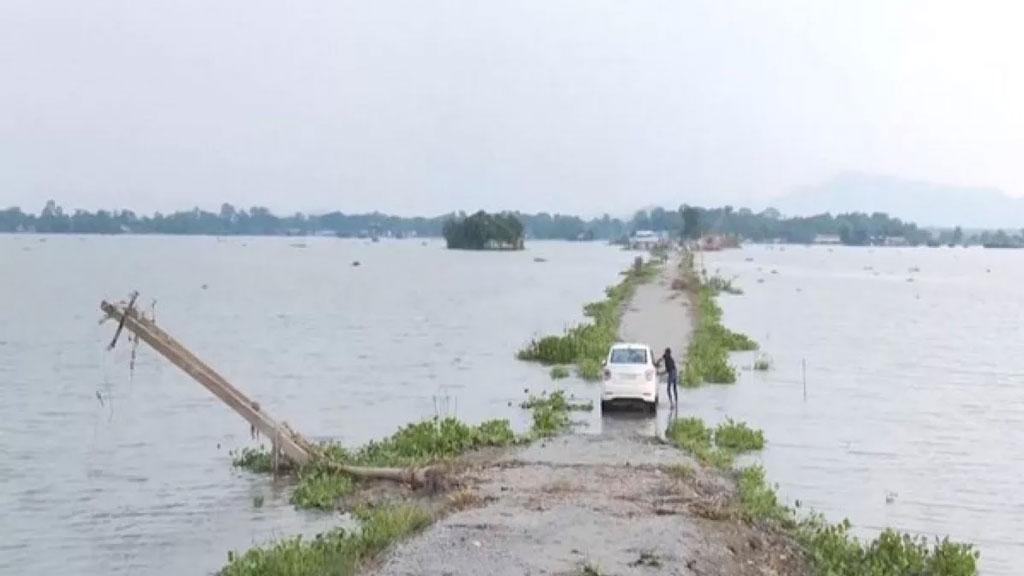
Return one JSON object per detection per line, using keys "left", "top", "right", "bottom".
{"left": 220, "top": 504, "right": 431, "bottom": 576}
{"left": 713, "top": 419, "right": 765, "bottom": 453}
{"left": 550, "top": 365, "right": 570, "bottom": 380}
{"left": 518, "top": 260, "right": 662, "bottom": 378}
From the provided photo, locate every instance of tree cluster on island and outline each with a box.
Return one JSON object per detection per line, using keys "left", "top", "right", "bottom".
{"left": 441, "top": 211, "right": 524, "bottom": 250}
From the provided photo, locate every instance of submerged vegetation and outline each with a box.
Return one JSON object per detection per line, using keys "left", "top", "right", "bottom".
{"left": 679, "top": 254, "right": 758, "bottom": 387}
{"left": 518, "top": 258, "right": 661, "bottom": 376}
{"left": 521, "top": 390, "right": 592, "bottom": 437}
{"left": 220, "top": 504, "right": 431, "bottom": 576}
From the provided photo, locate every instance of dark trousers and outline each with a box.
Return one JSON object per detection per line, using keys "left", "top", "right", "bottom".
{"left": 666, "top": 371, "right": 678, "bottom": 403}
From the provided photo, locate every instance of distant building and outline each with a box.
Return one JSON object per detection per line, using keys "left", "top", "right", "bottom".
{"left": 813, "top": 234, "right": 842, "bottom": 245}
{"left": 696, "top": 233, "right": 739, "bottom": 251}
{"left": 630, "top": 230, "right": 665, "bottom": 250}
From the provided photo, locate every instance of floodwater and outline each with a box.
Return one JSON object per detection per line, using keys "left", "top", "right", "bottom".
{"left": 697, "top": 245, "right": 1024, "bottom": 575}
{"left": 0, "top": 235, "right": 635, "bottom": 576}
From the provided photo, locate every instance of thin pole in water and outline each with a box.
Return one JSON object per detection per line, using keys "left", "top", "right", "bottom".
{"left": 802, "top": 358, "right": 807, "bottom": 401}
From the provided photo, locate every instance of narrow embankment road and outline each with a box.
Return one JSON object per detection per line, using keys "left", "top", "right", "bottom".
{"left": 619, "top": 253, "right": 692, "bottom": 362}
{"left": 371, "top": 254, "right": 805, "bottom": 576}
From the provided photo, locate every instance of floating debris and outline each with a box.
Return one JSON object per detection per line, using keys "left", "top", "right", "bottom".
{"left": 290, "top": 243, "right": 307, "bottom": 248}
{"left": 201, "top": 284, "right": 209, "bottom": 290}
{"left": 352, "top": 261, "right": 361, "bottom": 267}
{"left": 533, "top": 257, "right": 547, "bottom": 263}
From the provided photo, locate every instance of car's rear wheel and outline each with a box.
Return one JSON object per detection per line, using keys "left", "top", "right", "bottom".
{"left": 646, "top": 400, "right": 657, "bottom": 414}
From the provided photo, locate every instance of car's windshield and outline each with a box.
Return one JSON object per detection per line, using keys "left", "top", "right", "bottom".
{"left": 609, "top": 348, "right": 647, "bottom": 364}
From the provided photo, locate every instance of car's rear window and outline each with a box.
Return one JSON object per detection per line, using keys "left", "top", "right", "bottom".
{"left": 609, "top": 348, "right": 647, "bottom": 364}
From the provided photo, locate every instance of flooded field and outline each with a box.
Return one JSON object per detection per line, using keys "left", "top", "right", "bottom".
{"left": 698, "top": 245, "right": 1024, "bottom": 575}
{"left": 0, "top": 235, "right": 634, "bottom": 576}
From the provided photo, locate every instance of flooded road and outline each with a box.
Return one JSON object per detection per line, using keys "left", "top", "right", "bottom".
{"left": 0, "top": 235, "right": 635, "bottom": 575}
{"left": 697, "top": 245, "right": 1024, "bottom": 575}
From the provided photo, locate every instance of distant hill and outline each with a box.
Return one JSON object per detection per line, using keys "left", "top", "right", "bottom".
{"left": 771, "top": 173, "right": 1024, "bottom": 229}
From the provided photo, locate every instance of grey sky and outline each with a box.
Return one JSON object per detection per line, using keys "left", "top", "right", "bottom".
{"left": 2, "top": 0, "right": 1022, "bottom": 217}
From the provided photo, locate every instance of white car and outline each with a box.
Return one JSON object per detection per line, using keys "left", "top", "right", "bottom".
{"left": 600, "top": 342, "right": 658, "bottom": 412}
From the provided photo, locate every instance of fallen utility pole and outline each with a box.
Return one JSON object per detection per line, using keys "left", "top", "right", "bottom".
{"left": 100, "top": 297, "right": 314, "bottom": 467}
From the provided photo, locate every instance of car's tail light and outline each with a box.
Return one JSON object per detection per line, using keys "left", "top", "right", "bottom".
{"left": 603, "top": 369, "right": 612, "bottom": 381}
{"left": 645, "top": 369, "right": 654, "bottom": 381}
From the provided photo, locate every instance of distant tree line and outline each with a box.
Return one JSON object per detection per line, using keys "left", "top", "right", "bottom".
{"left": 675, "top": 205, "right": 933, "bottom": 245}
{"left": 0, "top": 201, "right": 630, "bottom": 240}
{"left": 442, "top": 211, "right": 525, "bottom": 250}
{"left": 2, "top": 199, "right": 1012, "bottom": 246}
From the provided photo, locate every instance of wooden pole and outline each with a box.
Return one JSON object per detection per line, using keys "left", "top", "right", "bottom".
{"left": 100, "top": 300, "right": 312, "bottom": 466}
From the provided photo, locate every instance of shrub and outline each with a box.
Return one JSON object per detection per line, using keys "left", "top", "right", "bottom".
{"left": 550, "top": 366, "right": 570, "bottom": 380}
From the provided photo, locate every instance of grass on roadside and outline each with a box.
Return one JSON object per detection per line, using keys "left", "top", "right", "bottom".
{"left": 666, "top": 416, "right": 764, "bottom": 470}
{"left": 713, "top": 418, "right": 765, "bottom": 452}
{"left": 680, "top": 255, "right": 758, "bottom": 387}
{"left": 220, "top": 504, "right": 431, "bottom": 576}
{"left": 518, "top": 259, "right": 662, "bottom": 377}
{"left": 734, "top": 465, "right": 980, "bottom": 576}
{"left": 234, "top": 418, "right": 516, "bottom": 510}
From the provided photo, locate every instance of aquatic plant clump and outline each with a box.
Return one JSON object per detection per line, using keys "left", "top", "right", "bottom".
{"left": 290, "top": 468, "right": 356, "bottom": 510}
{"left": 550, "top": 365, "right": 570, "bottom": 380}
{"left": 705, "top": 274, "right": 743, "bottom": 295}
{"left": 348, "top": 418, "right": 516, "bottom": 468}
{"left": 231, "top": 447, "right": 275, "bottom": 473}
{"left": 736, "top": 465, "right": 793, "bottom": 526}
{"left": 667, "top": 416, "right": 766, "bottom": 469}
{"left": 682, "top": 284, "right": 758, "bottom": 387}
{"left": 517, "top": 260, "right": 662, "bottom": 373}
{"left": 576, "top": 358, "right": 604, "bottom": 381}
{"left": 219, "top": 504, "right": 431, "bottom": 576}
{"left": 521, "top": 390, "right": 592, "bottom": 437}
{"left": 665, "top": 416, "right": 734, "bottom": 469}
{"left": 713, "top": 419, "right": 765, "bottom": 453}
{"left": 234, "top": 418, "right": 516, "bottom": 510}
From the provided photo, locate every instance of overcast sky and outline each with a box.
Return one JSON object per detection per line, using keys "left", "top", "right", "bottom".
{"left": 2, "top": 0, "right": 1022, "bottom": 217}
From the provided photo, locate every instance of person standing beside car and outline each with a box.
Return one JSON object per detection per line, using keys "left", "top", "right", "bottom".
{"left": 655, "top": 347, "right": 678, "bottom": 406}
